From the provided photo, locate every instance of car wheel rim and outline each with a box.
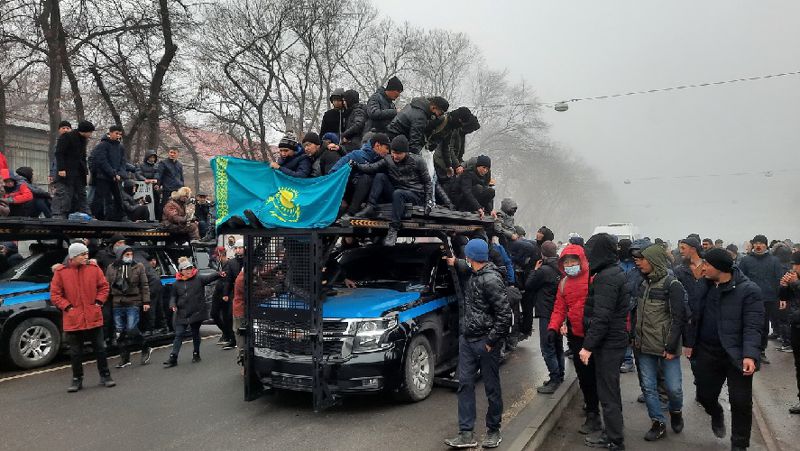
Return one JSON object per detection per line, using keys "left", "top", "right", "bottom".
{"left": 19, "top": 325, "right": 53, "bottom": 362}
{"left": 411, "top": 345, "right": 430, "bottom": 392}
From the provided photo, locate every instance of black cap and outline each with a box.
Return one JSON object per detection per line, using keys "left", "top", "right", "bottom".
{"left": 513, "top": 225, "right": 526, "bottom": 237}
{"left": 751, "top": 234, "right": 768, "bottom": 245}
{"left": 108, "top": 233, "right": 126, "bottom": 244}
{"left": 476, "top": 155, "right": 491, "bottom": 168}
{"left": 726, "top": 244, "right": 739, "bottom": 254}
{"left": 58, "top": 120, "right": 72, "bottom": 128}
{"left": 386, "top": 76, "right": 403, "bottom": 92}
{"left": 77, "top": 120, "right": 96, "bottom": 132}
{"left": 704, "top": 248, "right": 734, "bottom": 273}
{"left": 791, "top": 251, "right": 800, "bottom": 265}
{"left": 390, "top": 135, "right": 409, "bottom": 153}
{"left": 302, "top": 132, "right": 321, "bottom": 146}
{"left": 429, "top": 96, "right": 450, "bottom": 113}
{"left": 680, "top": 236, "right": 703, "bottom": 254}
{"left": 371, "top": 133, "right": 390, "bottom": 147}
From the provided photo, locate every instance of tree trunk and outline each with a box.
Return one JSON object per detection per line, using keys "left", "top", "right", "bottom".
{"left": 144, "top": 0, "right": 179, "bottom": 157}
{"left": 38, "top": 0, "right": 64, "bottom": 152}
{"left": 0, "top": 79, "right": 6, "bottom": 153}
{"left": 60, "top": 24, "right": 85, "bottom": 121}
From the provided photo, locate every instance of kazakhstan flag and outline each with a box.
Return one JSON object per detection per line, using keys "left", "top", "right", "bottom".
{"left": 212, "top": 156, "right": 351, "bottom": 229}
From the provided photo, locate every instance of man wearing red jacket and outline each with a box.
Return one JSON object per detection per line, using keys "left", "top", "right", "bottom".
{"left": 50, "top": 242, "right": 115, "bottom": 392}
{"left": 1, "top": 170, "right": 33, "bottom": 217}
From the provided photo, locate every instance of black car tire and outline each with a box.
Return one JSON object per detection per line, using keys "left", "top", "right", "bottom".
{"left": 397, "top": 334, "right": 434, "bottom": 402}
{"left": 8, "top": 317, "right": 61, "bottom": 369}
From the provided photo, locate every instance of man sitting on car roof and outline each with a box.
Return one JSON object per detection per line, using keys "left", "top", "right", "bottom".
{"left": 1, "top": 169, "right": 33, "bottom": 217}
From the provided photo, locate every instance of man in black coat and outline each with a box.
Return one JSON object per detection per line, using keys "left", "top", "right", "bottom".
{"left": 89, "top": 125, "right": 127, "bottom": 220}
{"left": 525, "top": 241, "right": 563, "bottom": 394}
{"left": 136, "top": 149, "right": 162, "bottom": 220}
{"left": 319, "top": 88, "right": 346, "bottom": 138}
{"left": 341, "top": 90, "right": 366, "bottom": 152}
{"left": 685, "top": 248, "right": 763, "bottom": 451}
{"left": 52, "top": 120, "right": 95, "bottom": 218}
{"left": 219, "top": 239, "right": 244, "bottom": 349}
{"left": 739, "top": 234, "right": 784, "bottom": 364}
{"left": 364, "top": 76, "right": 403, "bottom": 134}
{"left": 451, "top": 154, "right": 495, "bottom": 218}
{"left": 580, "top": 233, "right": 629, "bottom": 451}
{"left": 157, "top": 148, "right": 184, "bottom": 211}
{"left": 386, "top": 96, "right": 449, "bottom": 154}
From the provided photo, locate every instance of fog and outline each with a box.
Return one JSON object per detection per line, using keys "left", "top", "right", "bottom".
{"left": 376, "top": 0, "right": 800, "bottom": 246}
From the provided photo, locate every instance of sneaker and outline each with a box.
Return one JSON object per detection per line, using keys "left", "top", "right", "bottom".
{"left": 444, "top": 431, "right": 477, "bottom": 449}
{"left": 536, "top": 379, "right": 562, "bottom": 394}
{"left": 579, "top": 412, "right": 603, "bottom": 434}
{"left": 192, "top": 352, "right": 201, "bottom": 363}
{"left": 777, "top": 345, "right": 793, "bottom": 353}
{"left": 585, "top": 434, "right": 624, "bottom": 449}
{"left": 216, "top": 336, "right": 227, "bottom": 346}
{"left": 637, "top": 393, "right": 645, "bottom": 403}
{"left": 163, "top": 354, "right": 178, "bottom": 368}
{"left": 482, "top": 430, "right": 502, "bottom": 448}
{"left": 670, "top": 411, "right": 684, "bottom": 433}
{"left": 115, "top": 360, "right": 132, "bottom": 369}
{"left": 383, "top": 227, "right": 399, "bottom": 247}
{"left": 222, "top": 342, "right": 236, "bottom": 351}
{"left": 711, "top": 412, "right": 726, "bottom": 438}
{"left": 644, "top": 420, "right": 666, "bottom": 441}
{"left": 100, "top": 375, "right": 116, "bottom": 388}
{"left": 789, "top": 403, "right": 800, "bottom": 414}
{"left": 761, "top": 352, "right": 770, "bottom": 364}
{"left": 67, "top": 377, "right": 83, "bottom": 393}
{"left": 141, "top": 347, "right": 153, "bottom": 365}
{"left": 619, "top": 361, "right": 635, "bottom": 373}
{"left": 355, "top": 204, "right": 376, "bottom": 218}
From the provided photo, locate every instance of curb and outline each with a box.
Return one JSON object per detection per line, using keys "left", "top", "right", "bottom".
{"left": 752, "top": 387, "right": 781, "bottom": 451}
{"left": 505, "top": 375, "right": 579, "bottom": 451}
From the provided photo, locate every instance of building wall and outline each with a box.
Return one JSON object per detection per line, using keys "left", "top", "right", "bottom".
{"left": 4, "top": 122, "right": 50, "bottom": 185}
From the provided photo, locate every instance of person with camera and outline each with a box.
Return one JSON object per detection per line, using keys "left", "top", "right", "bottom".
{"left": 161, "top": 186, "right": 200, "bottom": 241}
{"left": 137, "top": 149, "right": 162, "bottom": 220}
{"left": 120, "top": 180, "right": 151, "bottom": 221}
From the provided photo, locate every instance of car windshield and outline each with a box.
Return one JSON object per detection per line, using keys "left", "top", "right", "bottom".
{"left": 0, "top": 249, "right": 66, "bottom": 283}
{"left": 330, "top": 243, "right": 439, "bottom": 291}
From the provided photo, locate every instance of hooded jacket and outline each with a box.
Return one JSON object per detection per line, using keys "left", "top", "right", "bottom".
{"left": 494, "top": 198, "right": 517, "bottom": 239}
{"left": 364, "top": 89, "right": 397, "bottom": 134}
{"left": 278, "top": 152, "right": 311, "bottom": 178}
{"left": 685, "top": 268, "right": 764, "bottom": 368}
{"left": 386, "top": 97, "right": 432, "bottom": 154}
{"left": 137, "top": 149, "right": 161, "bottom": 181}
{"left": 633, "top": 244, "right": 687, "bottom": 356}
{"left": 105, "top": 246, "right": 150, "bottom": 307}
{"left": 157, "top": 157, "right": 184, "bottom": 193}
{"left": 170, "top": 269, "right": 221, "bottom": 325}
{"left": 90, "top": 135, "right": 128, "bottom": 181}
{"left": 341, "top": 90, "right": 366, "bottom": 150}
{"left": 50, "top": 260, "right": 110, "bottom": 332}
{"left": 525, "top": 256, "right": 561, "bottom": 318}
{"left": 54, "top": 130, "right": 89, "bottom": 180}
{"left": 2, "top": 175, "right": 33, "bottom": 205}
{"left": 451, "top": 167, "right": 493, "bottom": 212}
{"left": 320, "top": 88, "right": 347, "bottom": 138}
{"left": 739, "top": 251, "right": 783, "bottom": 302}
{"left": 455, "top": 260, "right": 512, "bottom": 346}
{"left": 548, "top": 244, "right": 590, "bottom": 337}
{"left": 356, "top": 153, "right": 432, "bottom": 199}
{"left": 582, "top": 233, "right": 630, "bottom": 351}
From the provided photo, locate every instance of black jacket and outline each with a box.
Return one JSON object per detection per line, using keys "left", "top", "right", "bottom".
{"left": 89, "top": 136, "right": 128, "bottom": 181}
{"left": 525, "top": 257, "right": 560, "bottom": 318}
{"left": 341, "top": 90, "right": 366, "bottom": 151}
{"left": 739, "top": 252, "right": 783, "bottom": 301}
{"left": 278, "top": 152, "right": 311, "bottom": 178}
{"left": 308, "top": 149, "right": 342, "bottom": 178}
{"left": 455, "top": 260, "right": 512, "bottom": 346}
{"left": 508, "top": 238, "right": 540, "bottom": 270}
{"left": 686, "top": 268, "right": 764, "bottom": 367}
{"left": 386, "top": 97, "right": 432, "bottom": 153}
{"left": 320, "top": 108, "right": 346, "bottom": 138}
{"left": 452, "top": 168, "right": 492, "bottom": 212}
{"left": 364, "top": 90, "right": 397, "bottom": 133}
{"left": 780, "top": 280, "right": 800, "bottom": 325}
{"left": 170, "top": 271, "right": 222, "bottom": 325}
{"left": 223, "top": 256, "right": 243, "bottom": 298}
{"left": 357, "top": 153, "right": 432, "bottom": 199}
{"left": 582, "top": 233, "right": 630, "bottom": 351}
{"left": 137, "top": 149, "right": 161, "bottom": 181}
{"left": 157, "top": 158, "right": 184, "bottom": 192}
{"left": 54, "top": 130, "right": 89, "bottom": 180}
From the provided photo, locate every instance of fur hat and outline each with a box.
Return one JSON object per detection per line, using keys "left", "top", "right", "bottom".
{"left": 170, "top": 186, "right": 192, "bottom": 200}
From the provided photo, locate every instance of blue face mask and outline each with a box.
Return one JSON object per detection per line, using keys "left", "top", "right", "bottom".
{"left": 564, "top": 265, "right": 581, "bottom": 277}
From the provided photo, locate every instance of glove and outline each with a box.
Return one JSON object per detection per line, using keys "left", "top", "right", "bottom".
{"left": 546, "top": 329, "right": 557, "bottom": 345}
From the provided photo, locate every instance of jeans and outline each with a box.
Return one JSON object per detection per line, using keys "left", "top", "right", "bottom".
{"left": 66, "top": 327, "right": 109, "bottom": 379}
{"left": 694, "top": 342, "right": 753, "bottom": 448}
{"left": 171, "top": 321, "right": 202, "bottom": 357}
{"left": 637, "top": 353, "right": 683, "bottom": 422}
{"left": 594, "top": 347, "right": 626, "bottom": 446}
{"left": 367, "top": 173, "right": 423, "bottom": 226}
{"left": 539, "top": 317, "right": 564, "bottom": 382}
{"left": 113, "top": 307, "right": 140, "bottom": 333}
{"left": 623, "top": 345, "right": 634, "bottom": 365}
{"left": 457, "top": 335, "right": 503, "bottom": 432}
{"left": 568, "top": 335, "right": 599, "bottom": 414}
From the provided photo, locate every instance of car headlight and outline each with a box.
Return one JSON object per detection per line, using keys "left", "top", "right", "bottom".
{"left": 352, "top": 317, "right": 398, "bottom": 353}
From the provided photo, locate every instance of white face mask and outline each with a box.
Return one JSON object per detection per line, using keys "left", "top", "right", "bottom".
{"left": 122, "top": 256, "right": 134, "bottom": 264}
{"left": 564, "top": 265, "right": 581, "bottom": 277}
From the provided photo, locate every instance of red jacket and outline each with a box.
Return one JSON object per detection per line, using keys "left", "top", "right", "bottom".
{"left": 233, "top": 270, "right": 245, "bottom": 318}
{"left": 548, "top": 244, "right": 590, "bottom": 337}
{"left": 50, "top": 261, "right": 110, "bottom": 332}
{"left": 1, "top": 169, "right": 33, "bottom": 204}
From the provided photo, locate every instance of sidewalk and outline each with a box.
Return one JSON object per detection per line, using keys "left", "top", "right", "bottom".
{"left": 751, "top": 342, "right": 800, "bottom": 451}
{"left": 537, "top": 357, "right": 770, "bottom": 450}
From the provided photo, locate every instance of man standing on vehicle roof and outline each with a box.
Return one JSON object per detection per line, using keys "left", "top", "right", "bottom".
{"left": 445, "top": 239, "right": 511, "bottom": 449}
{"left": 52, "top": 120, "right": 95, "bottom": 219}
{"left": 50, "top": 242, "right": 115, "bottom": 392}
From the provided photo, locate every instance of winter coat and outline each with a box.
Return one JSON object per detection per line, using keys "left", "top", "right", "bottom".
{"left": 233, "top": 270, "right": 245, "bottom": 318}
{"left": 157, "top": 158, "right": 184, "bottom": 193}
{"left": 54, "top": 130, "right": 89, "bottom": 180}
{"left": 364, "top": 89, "right": 397, "bottom": 133}
{"left": 582, "top": 233, "right": 630, "bottom": 351}
{"left": 494, "top": 198, "right": 517, "bottom": 239}
{"left": 673, "top": 262, "right": 709, "bottom": 323}
{"left": 548, "top": 244, "right": 590, "bottom": 337}
{"left": 451, "top": 168, "right": 492, "bottom": 212}
{"left": 278, "top": 152, "right": 311, "bottom": 178}
{"left": 170, "top": 269, "right": 221, "bottom": 325}
{"left": 489, "top": 243, "right": 515, "bottom": 285}
{"left": 508, "top": 238, "right": 540, "bottom": 270}
{"left": 320, "top": 108, "right": 346, "bottom": 138}
{"left": 2, "top": 177, "right": 33, "bottom": 205}
{"left": 223, "top": 255, "right": 243, "bottom": 298}
{"left": 430, "top": 109, "right": 479, "bottom": 178}
{"left": 356, "top": 153, "right": 432, "bottom": 199}
{"left": 105, "top": 257, "right": 150, "bottom": 308}
{"left": 341, "top": 90, "right": 366, "bottom": 151}
{"left": 526, "top": 257, "right": 560, "bottom": 318}
{"left": 779, "top": 280, "right": 800, "bottom": 325}
{"left": 632, "top": 244, "right": 687, "bottom": 356}
{"left": 162, "top": 198, "right": 189, "bottom": 226}
{"left": 386, "top": 97, "right": 432, "bottom": 154}
{"left": 89, "top": 136, "right": 128, "bottom": 181}
{"left": 685, "top": 268, "right": 764, "bottom": 368}
{"left": 739, "top": 252, "right": 783, "bottom": 302}
{"left": 455, "top": 260, "right": 512, "bottom": 346}
{"left": 137, "top": 149, "right": 161, "bottom": 181}
{"left": 50, "top": 261, "right": 110, "bottom": 332}
{"left": 330, "top": 141, "right": 383, "bottom": 174}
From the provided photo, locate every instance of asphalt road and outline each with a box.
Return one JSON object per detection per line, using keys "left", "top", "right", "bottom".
{"left": 0, "top": 327, "right": 551, "bottom": 451}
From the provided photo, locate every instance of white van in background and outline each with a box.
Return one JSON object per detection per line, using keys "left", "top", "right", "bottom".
{"left": 591, "top": 223, "right": 643, "bottom": 242}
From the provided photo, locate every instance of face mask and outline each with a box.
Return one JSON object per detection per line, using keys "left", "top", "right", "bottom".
{"left": 564, "top": 265, "right": 581, "bottom": 277}
{"left": 122, "top": 257, "right": 133, "bottom": 264}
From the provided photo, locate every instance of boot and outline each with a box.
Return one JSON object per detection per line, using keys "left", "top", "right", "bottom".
{"left": 116, "top": 351, "right": 131, "bottom": 368}
{"left": 579, "top": 412, "right": 603, "bottom": 434}
{"left": 644, "top": 420, "right": 666, "bottom": 441}
{"left": 67, "top": 377, "right": 83, "bottom": 393}
{"left": 100, "top": 375, "right": 116, "bottom": 388}
{"left": 536, "top": 379, "right": 561, "bottom": 394}
{"left": 163, "top": 354, "right": 178, "bottom": 368}
{"left": 140, "top": 347, "right": 153, "bottom": 365}
{"left": 444, "top": 431, "right": 477, "bottom": 449}
{"left": 481, "top": 430, "right": 502, "bottom": 449}
{"left": 670, "top": 411, "right": 684, "bottom": 433}
{"left": 192, "top": 352, "right": 201, "bottom": 363}
{"left": 383, "top": 227, "right": 399, "bottom": 247}
{"left": 355, "top": 204, "right": 376, "bottom": 218}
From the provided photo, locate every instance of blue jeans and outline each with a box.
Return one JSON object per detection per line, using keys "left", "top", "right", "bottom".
{"left": 171, "top": 322, "right": 202, "bottom": 357}
{"left": 457, "top": 335, "right": 503, "bottom": 432}
{"left": 637, "top": 352, "right": 683, "bottom": 422}
{"left": 623, "top": 345, "right": 634, "bottom": 365}
{"left": 113, "top": 307, "right": 140, "bottom": 333}
{"left": 538, "top": 317, "right": 564, "bottom": 381}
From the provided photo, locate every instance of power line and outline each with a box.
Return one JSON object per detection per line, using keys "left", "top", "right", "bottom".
{"left": 621, "top": 167, "right": 800, "bottom": 184}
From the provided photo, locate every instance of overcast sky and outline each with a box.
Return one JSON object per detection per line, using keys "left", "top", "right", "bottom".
{"left": 376, "top": 0, "right": 800, "bottom": 246}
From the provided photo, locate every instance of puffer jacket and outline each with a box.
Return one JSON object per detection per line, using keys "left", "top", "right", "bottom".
{"left": 356, "top": 153, "right": 432, "bottom": 199}
{"left": 137, "top": 149, "right": 161, "bottom": 181}
{"left": 455, "top": 260, "right": 511, "bottom": 346}
{"left": 162, "top": 198, "right": 189, "bottom": 226}
{"left": 525, "top": 256, "right": 560, "bottom": 318}
{"left": 386, "top": 96, "right": 432, "bottom": 153}
{"left": 278, "top": 152, "right": 311, "bottom": 178}
{"left": 548, "top": 244, "right": 590, "bottom": 337}
{"left": 780, "top": 279, "right": 800, "bottom": 325}
{"left": 1, "top": 175, "right": 33, "bottom": 205}
{"left": 170, "top": 269, "right": 221, "bottom": 325}
{"left": 739, "top": 251, "right": 783, "bottom": 302}
{"left": 89, "top": 135, "right": 128, "bottom": 181}
{"left": 633, "top": 244, "right": 687, "bottom": 356}
{"left": 364, "top": 89, "right": 397, "bottom": 134}
{"left": 50, "top": 261, "right": 110, "bottom": 332}
{"left": 582, "top": 233, "right": 630, "bottom": 351}
{"left": 451, "top": 167, "right": 493, "bottom": 213}
{"left": 685, "top": 268, "right": 764, "bottom": 368}
{"left": 105, "top": 247, "right": 150, "bottom": 307}
{"left": 341, "top": 90, "right": 366, "bottom": 151}
{"left": 494, "top": 198, "right": 517, "bottom": 239}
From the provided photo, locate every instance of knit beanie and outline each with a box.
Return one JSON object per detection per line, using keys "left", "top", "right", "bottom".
{"left": 77, "top": 120, "right": 95, "bottom": 132}
{"left": 68, "top": 242, "right": 89, "bottom": 259}
{"left": 385, "top": 76, "right": 404, "bottom": 92}
{"left": 704, "top": 248, "right": 734, "bottom": 273}
{"left": 58, "top": 120, "right": 72, "bottom": 129}
{"left": 278, "top": 133, "right": 299, "bottom": 150}
{"left": 390, "top": 135, "right": 409, "bottom": 153}
{"left": 792, "top": 251, "right": 800, "bottom": 265}
{"left": 464, "top": 239, "right": 489, "bottom": 262}
{"left": 475, "top": 155, "right": 491, "bottom": 168}
{"left": 302, "top": 132, "right": 321, "bottom": 146}
{"left": 541, "top": 241, "right": 558, "bottom": 258}
{"left": 178, "top": 260, "right": 195, "bottom": 270}
{"left": 680, "top": 236, "right": 703, "bottom": 255}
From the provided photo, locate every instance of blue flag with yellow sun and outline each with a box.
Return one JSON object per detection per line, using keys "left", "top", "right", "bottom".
{"left": 211, "top": 156, "right": 351, "bottom": 229}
